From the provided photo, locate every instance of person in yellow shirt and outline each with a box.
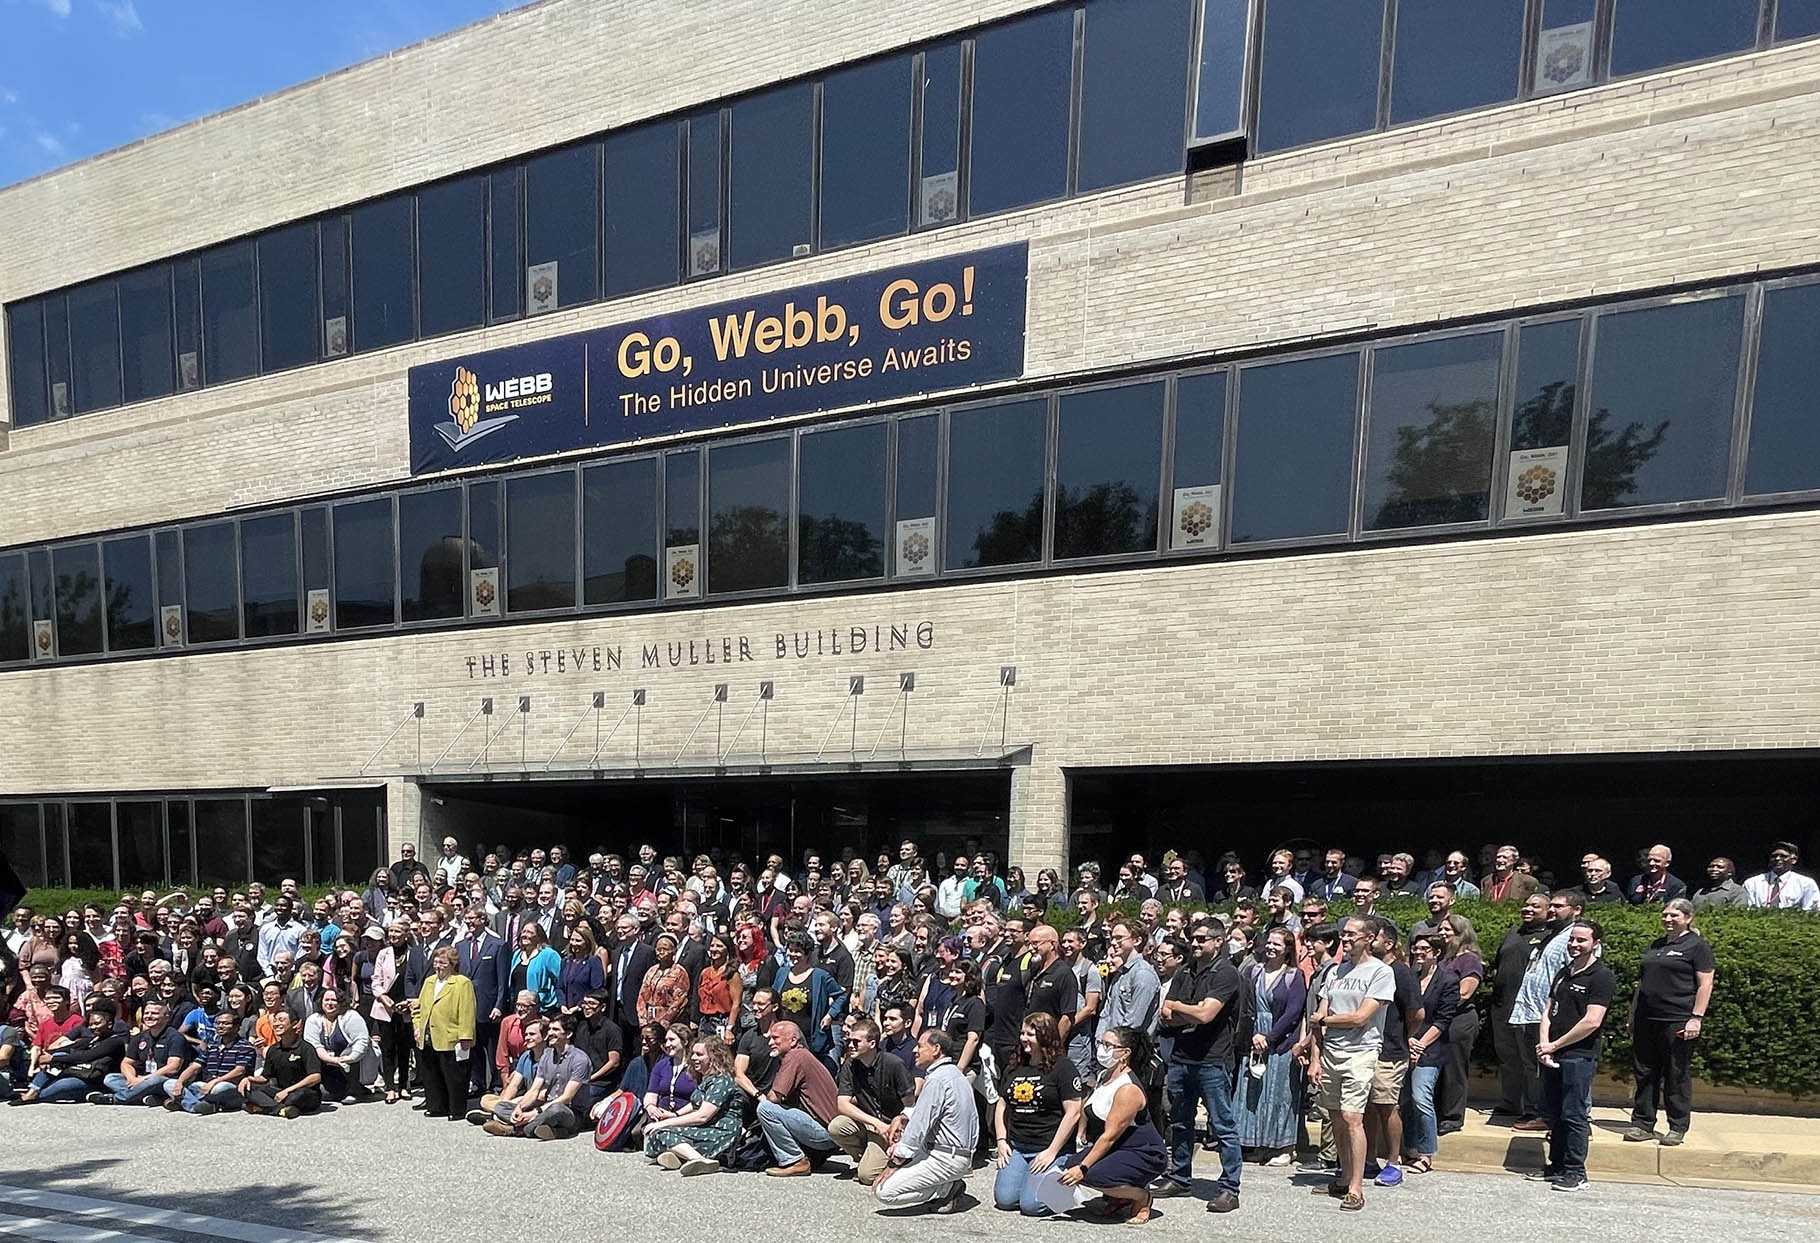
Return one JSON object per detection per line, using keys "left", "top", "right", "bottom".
{"left": 414, "top": 945, "right": 477, "bottom": 1121}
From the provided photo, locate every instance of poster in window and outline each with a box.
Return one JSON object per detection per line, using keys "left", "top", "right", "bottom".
{"left": 50, "top": 382, "right": 69, "bottom": 419}
{"left": 470, "top": 567, "right": 501, "bottom": 618}
{"left": 323, "top": 316, "right": 348, "bottom": 359}
{"left": 1170, "top": 484, "right": 1222, "bottom": 550}
{"left": 1504, "top": 445, "right": 1569, "bottom": 519}
{"left": 919, "top": 170, "right": 958, "bottom": 225}
{"left": 665, "top": 544, "right": 701, "bottom": 599}
{"left": 689, "top": 228, "right": 720, "bottom": 278}
{"left": 178, "top": 351, "right": 200, "bottom": 390}
{"left": 305, "top": 587, "right": 332, "bottom": 633}
{"left": 159, "top": 604, "right": 183, "bottom": 647}
{"left": 894, "top": 517, "right": 936, "bottom": 577}
{"left": 31, "top": 619, "right": 52, "bottom": 659}
{"left": 1534, "top": 22, "right": 1593, "bottom": 94}
{"left": 526, "top": 261, "right": 560, "bottom": 316}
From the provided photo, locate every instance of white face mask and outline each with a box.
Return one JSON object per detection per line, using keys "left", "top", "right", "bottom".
{"left": 1096, "top": 1041, "right": 1116, "bottom": 1070}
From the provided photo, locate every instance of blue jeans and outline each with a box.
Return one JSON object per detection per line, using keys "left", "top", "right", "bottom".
{"left": 1541, "top": 1057, "right": 1597, "bottom": 1178}
{"left": 180, "top": 1081, "right": 245, "bottom": 1112}
{"left": 28, "top": 1072, "right": 95, "bottom": 1102}
{"left": 755, "top": 1098, "right": 835, "bottom": 1165}
{"left": 101, "top": 1072, "right": 174, "bottom": 1104}
{"left": 1168, "top": 1060, "right": 1240, "bottom": 1197}
{"left": 0, "top": 1026, "right": 21, "bottom": 1096}
{"left": 993, "top": 1147, "right": 1055, "bottom": 1216}
{"left": 1402, "top": 1065, "right": 1440, "bottom": 1156}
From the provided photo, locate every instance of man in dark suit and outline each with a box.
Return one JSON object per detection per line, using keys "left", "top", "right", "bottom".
{"left": 610, "top": 913, "right": 655, "bottom": 1032}
{"left": 459, "top": 907, "right": 511, "bottom": 1093}
{"left": 285, "top": 959, "right": 325, "bottom": 1022}
{"left": 663, "top": 911, "right": 707, "bottom": 986}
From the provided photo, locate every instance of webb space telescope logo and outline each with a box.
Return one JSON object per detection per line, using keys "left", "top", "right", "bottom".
{"left": 433, "top": 363, "right": 551, "bottom": 453}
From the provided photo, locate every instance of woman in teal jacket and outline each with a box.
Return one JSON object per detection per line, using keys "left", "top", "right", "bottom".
{"left": 510, "top": 923, "right": 563, "bottom": 1013}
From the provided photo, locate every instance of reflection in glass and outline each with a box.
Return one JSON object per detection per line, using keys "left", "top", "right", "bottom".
{"left": 729, "top": 84, "right": 814, "bottom": 271}
{"left": 1582, "top": 297, "right": 1742, "bottom": 510}
{"left": 1610, "top": 0, "right": 1757, "bottom": 78}
{"left": 708, "top": 439, "right": 791, "bottom": 593}
{"left": 1779, "top": 0, "right": 1820, "bottom": 40}
{"left": 1174, "top": 370, "right": 1227, "bottom": 487}
{"left": 820, "top": 56, "right": 912, "bottom": 248}
{"left": 970, "top": 8, "right": 1074, "bottom": 215}
{"left": 0, "top": 555, "right": 28, "bottom": 662}
{"left": 945, "top": 398, "right": 1048, "bottom": 569}
{"left": 0, "top": 803, "right": 44, "bottom": 888}
{"left": 666, "top": 450, "right": 702, "bottom": 547}
{"left": 398, "top": 487, "right": 465, "bottom": 622}
{"left": 167, "top": 800, "right": 195, "bottom": 886}
{"left": 6, "top": 302, "right": 49, "bottom": 426}
{"left": 1363, "top": 333, "right": 1501, "bottom": 530}
{"left": 1078, "top": 0, "right": 1193, "bottom": 192}
{"left": 320, "top": 215, "right": 351, "bottom": 357}
{"left": 184, "top": 521, "right": 240, "bottom": 643}
{"left": 251, "top": 798, "right": 307, "bottom": 887}
{"left": 28, "top": 550, "right": 53, "bottom": 631}
{"left": 43, "top": 803, "right": 67, "bottom": 888}
{"left": 103, "top": 535, "right": 156, "bottom": 652}
{"left": 201, "top": 241, "right": 259, "bottom": 383}
{"left": 583, "top": 458, "right": 659, "bottom": 604}
{"left": 53, "top": 543, "right": 104, "bottom": 656}
{"left": 1194, "top": 0, "right": 1250, "bottom": 140}
{"left": 1511, "top": 319, "right": 1581, "bottom": 451}
{"left": 1745, "top": 284, "right": 1820, "bottom": 496}
{"left": 67, "top": 281, "right": 122, "bottom": 413}
{"left": 194, "top": 798, "right": 249, "bottom": 887}
{"left": 605, "top": 123, "right": 682, "bottom": 296}
{"left": 469, "top": 480, "right": 502, "bottom": 572}
{"left": 1256, "top": 0, "right": 1385, "bottom": 152}
{"left": 1230, "top": 353, "right": 1360, "bottom": 543}
{"left": 43, "top": 296, "right": 71, "bottom": 418}
{"left": 917, "top": 43, "right": 962, "bottom": 226}
{"left": 116, "top": 801, "right": 163, "bottom": 887}
{"left": 526, "top": 143, "right": 600, "bottom": 308}
{"left": 488, "top": 170, "right": 521, "bottom": 320}
{"left": 340, "top": 791, "right": 384, "bottom": 888}
{"left": 799, "top": 423, "right": 887, "bottom": 583}
{"left": 506, "top": 472, "right": 577, "bottom": 611}
{"left": 351, "top": 197, "right": 416, "bottom": 350}
{"left": 1389, "top": 0, "right": 1522, "bottom": 125}
{"left": 417, "top": 175, "right": 487, "bottom": 337}
{"left": 68, "top": 802, "right": 113, "bottom": 890}
{"left": 240, "top": 513, "right": 299, "bottom": 637}
{"left": 258, "top": 222, "right": 320, "bottom": 371}
{"left": 301, "top": 507, "right": 331, "bottom": 594}
{"left": 687, "top": 111, "right": 722, "bottom": 276}
{"left": 1054, "top": 383, "right": 1164, "bottom": 559}
{"left": 119, "top": 266, "right": 175, "bottom": 403}
{"left": 173, "top": 257, "right": 202, "bottom": 389}
{"left": 333, "top": 499, "right": 396, "bottom": 629}
{"left": 895, "top": 415, "right": 939, "bottom": 519}
{"left": 155, "top": 530, "right": 181, "bottom": 633}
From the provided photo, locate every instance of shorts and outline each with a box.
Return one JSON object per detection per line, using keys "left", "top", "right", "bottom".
{"left": 1370, "top": 1056, "right": 1408, "bottom": 1106}
{"left": 1319, "top": 1046, "right": 1377, "bottom": 1115}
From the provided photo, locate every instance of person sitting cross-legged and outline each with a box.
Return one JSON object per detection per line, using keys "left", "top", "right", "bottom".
{"left": 642, "top": 1037, "right": 747, "bottom": 1175}
{"left": 472, "top": 1015, "right": 546, "bottom": 1127}
{"left": 483, "top": 1011, "right": 593, "bottom": 1140}
{"left": 242, "top": 1008, "right": 323, "bottom": 1118}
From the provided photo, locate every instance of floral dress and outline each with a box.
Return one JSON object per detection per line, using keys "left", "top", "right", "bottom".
{"left": 642, "top": 1073, "right": 745, "bottom": 1159}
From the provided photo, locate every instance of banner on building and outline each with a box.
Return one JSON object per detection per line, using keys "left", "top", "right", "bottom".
{"left": 306, "top": 588, "right": 333, "bottom": 633}
{"left": 159, "top": 605, "right": 183, "bottom": 647}
{"left": 470, "top": 567, "right": 501, "bottom": 618}
{"left": 1535, "top": 22, "right": 1593, "bottom": 93}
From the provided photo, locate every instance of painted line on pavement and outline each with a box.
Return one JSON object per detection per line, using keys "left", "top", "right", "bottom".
{"left": 0, "top": 1211, "right": 166, "bottom": 1243}
{"left": 0, "top": 1186, "right": 365, "bottom": 1243}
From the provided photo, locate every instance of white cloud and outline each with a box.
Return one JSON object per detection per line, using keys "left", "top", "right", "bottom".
{"left": 30, "top": 0, "right": 74, "bottom": 17}
{"left": 94, "top": 0, "right": 141, "bottom": 35}
{"left": 1, "top": 89, "right": 17, "bottom": 106}
{"left": 34, "top": 130, "right": 66, "bottom": 156}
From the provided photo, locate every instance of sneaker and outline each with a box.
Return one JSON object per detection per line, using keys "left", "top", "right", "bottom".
{"left": 1660, "top": 1131, "right": 1685, "bottom": 1147}
{"left": 144, "top": 1095, "right": 167, "bottom": 1107}
{"left": 1525, "top": 1168, "right": 1561, "bottom": 1182}
{"left": 680, "top": 1158, "right": 719, "bottom": 1177}
{"left": 482, "top": 1119, "right": 514, "bottom": 1137}
{"left": 1265, "top": 1152, "right": 1293, "bottom": 1167}
{"left": 532, "top": 1123, "right": 557, "bottom": 1141}
{"left": 85, "top": 1092, "right": 114, "bottom": 1105}
{"left": 1621, "top": 1126, "right": 1655, "bottom": 1142}
{"left": 192, "top": 1102, "right": 217, "bottom": 1117}
{"left": 465, "top": 1109, "right": 489, "bottom": 1125}
{"left": 1363, "top": 1161, "right": 1382, "bottom": 1180}
{"left": 1554, "top": 1174, "right": 1587, "bottom": 1192}
{"left": 278, "top": 1106, "right": 300, "bottom": 1119}
{"left": 656, "top": 1151, "right": 683, "bottom": 1170}
{"left": 1374, "top": 1164, "right": 1403, "bottom": 1188}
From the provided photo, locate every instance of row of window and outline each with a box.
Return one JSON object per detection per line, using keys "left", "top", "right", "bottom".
{"left": 12, "top": 0, "right": 1814, "bottom": 429}
{"left": 0, "top": 791, "right": 386, "bottom": 891}
{"left": 6, "top": 271, "right": 1820, "bottom": 666}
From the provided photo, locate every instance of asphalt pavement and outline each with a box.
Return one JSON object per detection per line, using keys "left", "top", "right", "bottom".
{"left": 1, "top": 1100, "right": 1816, "bottom": 1243}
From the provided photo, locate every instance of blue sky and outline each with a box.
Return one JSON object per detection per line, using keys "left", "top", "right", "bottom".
{"left": 0, "top": 0, "right": 533, "bottom": 188}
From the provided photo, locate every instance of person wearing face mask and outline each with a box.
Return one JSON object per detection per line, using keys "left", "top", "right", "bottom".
{"left": 1056, "top": 1025, "right": 1168, "bottom": 1224}
{"left": 1623, "top": 899, "right": 1715, "bottom": 1147}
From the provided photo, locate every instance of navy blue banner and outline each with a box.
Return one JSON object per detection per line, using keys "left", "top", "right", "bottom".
{"left": 408, "top": 243, "right": 1028, "bottom": 475}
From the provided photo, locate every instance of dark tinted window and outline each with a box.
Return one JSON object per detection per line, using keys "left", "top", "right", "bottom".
{"left": 488, "top": 169, "right": 521, "bottom": 320}
{"left": 399, "top": 486, "right": 465, "bottom": 622}
{"left": 0, "top": 804, "right": 44, "bottom": 888}
{"left": 118, "top": 266, "right": 175, "bottom": 403}
{"left": 1362, "top": 332, "right": 1501, "bottom": 530}
{"left": 1745, "top": 284, "right": 1820, "bottom": 496}
{"left": 945, "top": 398, "right": 1048, "bottom": 569}
{"left": 1257, "top": 0, "right": 1385, "bottom": 152}
{"left": 351, "top": 197, "right": 416, "bottom": 350}
{"left": 1389, "top": 0, "right": 1522, "bottom": 125}
{"left": 167, "top": 800, "right": 194, "bottom": 887}
{"left": 240, "top": 512, "right": 299, "bottom": 637}
{"left": 67, "top": 281, "right": 122, "bottom": 413}
{"left": 0, "top": 554, "right": 28, "bottom": 662}
{"left": 468, "top": 480, "right": 502, "bottom": 572}
{"left": 1230, "top": 352, "right": 1360, "bottom": 543}
{"left": 918, "top": 43, "right": 963, "bottom": 226}
{"left": 339, "top": 790, "right": 384, "bottom": 889}
{"left": 708, "top": 439, "right": 791, "bottom": 592}
{"left": 116, "top": 801, "right": 163, "bottom": 888}
{"left": 582, "top": 457, "right": 659, "bottom": 604}
{"left": 417, "top": 176, "right": 487, "bottom": 337}
{"left": 68, "top": 802, "right": 113, "bottom": 890}
{"left": 103, "top": 535, "right": 156, "bottom": 652}
{"left": 896, "top": 415, "right": 940, "bottom": 519}
{"left": 333, "top": 499, "right": 396, "bottom": 629}
{"left": 257, "top": 223, "right": 319, "bottom": 372}
{"left": 798, "top": 423, "right": 887, "bottom": 583}
{"left": 200, "top": 241, "right": 258, "bottom": 383}
{"left": 184, "top": 521, "right": 241, "bottom": 643}
{"left": 666, "top": 450, "right": 702, "bottom": 547}
{"left": 154, "top": 530, "right": 182, "bottom": 643}
{"left": 42, "top": 295, "right": 71, "bottom": 418}
{"left": 729, "top": 84, "right": 815, "bottom": 271}
{"left": 194, "top": 798, "right": 249, "bottom": 887}
{"left": 820, "top": 56, "right": 912, "bottom": 248}
{"left": 7, "top": 302, "right": 49, "bottom": 426}
{"left": 301, "top": 507, "right": 331, "bottom": 594}
{"left": 1778, "top": 0, "right": 1820, "bottom": 40}
{"left": 526, "top": 143, "right": 600, "bottom": 310}
{"left": 1582, "top": 296, "right": 1743, "bottom": 510}
{"left": 53, "top": 543, "right": 103, "bottom": 656}
{"left": 1511, "top": 319, "right": 1581, "bottom": 451}
{"left": 506, "top": 472, "right": 577, "bottom": 611}
{"left": 606, "top": 123, "right": 681, "bottom": 297}
{"left": 41, "top": 803, "right": 66, "bottom": 888}
{"left": 27, "top": 549, "right": 52, "bottom": 632}
{"left": 1173, "top": 370, "right": 1227, "bottom": 488}
{"left": 970, "top": 8, "right": 1075, "bottom": 215}
{"left": 1610, "top": 0, "right": 1758, "bottom": 78}
{"left": 320, "top": 215, "right": 350, "bottom": 357}
{"left": 1054, "top": 382, "right": 1165, "bottom": 559}
{"left": 1194, "top": 0, "right": 1250, "bottom": 140}
{"left": 1078, "top": 0, "right": 1193, "bottom": 192}
{"left": 687, "top": 111, "right": 723, "bottom": 277}
{"left": 251, "top": 798, "right": 307, "bottom": 888}
{"left": 172, "top": 257, "right": 202, "bottom": 388}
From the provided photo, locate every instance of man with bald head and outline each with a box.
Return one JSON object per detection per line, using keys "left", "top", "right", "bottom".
{"left": 1626, "top": 845, "right": 1687, "bottom": 905}
{"left": 756, "top": 1018, "right": 841, "bottom": 1176}
{"left": 1021, "top": 924, "right": 1079, "bottom": 1041}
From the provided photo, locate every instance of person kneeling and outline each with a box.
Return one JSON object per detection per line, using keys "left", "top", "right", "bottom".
{"left": 875, "top": 1030, "right": 977, "bottom": 1214}
{"left": 243, "top": 1010, "right": 322, "bottom": 1118}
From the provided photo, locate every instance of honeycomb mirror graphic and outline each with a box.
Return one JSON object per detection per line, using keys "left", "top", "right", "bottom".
{"left": 35, "top": 626, "right": 52, "bottom": 654}
{"left": 901, "top": 531, "right": 931, "bottom": 567}
{"left": 670, "top": 555, "right": 697, "bottom": 591}
{"left": 309, "top": 598, "right": 330, "bottom": 627}
{"left": 474, "top": 578, "right": 497, "bottom": 609}
{"left": 1543, "top": 40, "right": 1585, "bottom": 86}
{"left": 924, "top": 186, "right": 957, "bottom": 223}
{"left": 162, "top": 612, "right": 182, "bottom": 641}
{"left": 1515, "top": 464, "right": 1558, "bottom": 506}
{"left": 531, "top": 273, "right": 555, "bottom": 306}
{"left": 448, "top": 366, "right": 481, "bottom": 434}
{"left": 1179, "top": 500, "right": 1215, "bottom": 538}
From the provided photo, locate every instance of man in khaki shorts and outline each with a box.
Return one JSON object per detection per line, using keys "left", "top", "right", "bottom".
{"left": 1308, "top": 916, "right": 1396, "bottom": 1212}
{"left": 1364, "top": 918, "right": 1422, "bottom": 1189}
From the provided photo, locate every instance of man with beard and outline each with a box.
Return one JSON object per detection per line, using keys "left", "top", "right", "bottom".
{"left": 1506, "top": 891, "right": 1586, "bottom": 1132}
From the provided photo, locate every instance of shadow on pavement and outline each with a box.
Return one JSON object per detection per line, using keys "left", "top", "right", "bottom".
{"left": 6, "top": 1163, "right": 373, "bottom": 1239}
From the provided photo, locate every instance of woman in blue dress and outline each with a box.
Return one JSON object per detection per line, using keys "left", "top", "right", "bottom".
{"left": 1235, "top": 926, "right": 1308, "bottom": 1164}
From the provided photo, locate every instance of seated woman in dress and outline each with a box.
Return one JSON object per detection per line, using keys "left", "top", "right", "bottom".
{"left": 642, "top": 1037, "right": 745, "bottom": 1175}
{"left": 643, "top": 1022, "right": 699, "bottom": 1123}
{"left": 1057, "top": 1025, "right": 1167, "bottom": 1225}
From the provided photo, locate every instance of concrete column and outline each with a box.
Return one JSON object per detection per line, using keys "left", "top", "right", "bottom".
{"left": 1008, "top": 762, "right": 1068, "bottom": 877}
{"left": 383, "top": 779, "right": 425, "bottom": 859}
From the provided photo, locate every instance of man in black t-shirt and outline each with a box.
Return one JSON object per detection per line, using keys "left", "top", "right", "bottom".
{"left": 830, "top": 1017, "right": 917, "bottom": 1185}
{"left": 1154, "top": 923, "right": 1244, "bottom": 1212}
{"left": 1535, "top": 920, "right": 1615, "bottom": 1191}
{"left": 1488, "top": 894, "right": 1551, "bottom": 1120}
{"left": 1021, "top": 926, "right": 1079, "bottom": 1039}
{"left": 92, "top": 1000, "right": 190, "bottom": 1105}
{"left": 980, "top": 917, "right": 1033, "bottom": 1072}
{"left": 572, "top": 991, "right": 624, "bottom": 1105}
{"left": 734, "top": 988, "right": 780, "bottom": 1123}
{"left": 243, "top": 1009, "right": 323, "bottom": 1117}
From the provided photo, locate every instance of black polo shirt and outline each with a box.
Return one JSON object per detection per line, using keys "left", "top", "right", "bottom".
{"left": 1547, "top": 961, "right": 1616, "bottom": 1060}
{"left": 837, "top": 1051, "right": 915, "bottom": 1121}
{"left": 982, "top": 948, "right": 1032, "bottom": 1055}
{"left": 1024, "top": 959, "right": 1079, "bottom": 1026}
{"left": 262, "top": 1036, "right": 322, "bottom": 1090}
{"left": 126, "top": 1026, "right": 191, "bottom": 1074}
{"left": 1634, "top": 932, "right": 1716, "bottom": 1023}
{"left": 1164, "top": 957, "right": 1241, "bottom": 1067}
{"left": 574, "top": 1014, "right": 625, "bottom": 1091}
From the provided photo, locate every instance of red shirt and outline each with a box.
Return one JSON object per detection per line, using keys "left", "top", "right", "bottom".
{"left": 32, "top": 1012, "right": 84, "bottom": 1052}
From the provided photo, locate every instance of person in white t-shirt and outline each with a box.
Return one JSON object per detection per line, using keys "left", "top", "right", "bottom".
{"left": 1308, "top": 916, "right": 1396, "bottom": 1213}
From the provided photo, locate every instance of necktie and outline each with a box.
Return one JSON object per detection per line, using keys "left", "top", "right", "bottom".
{"left": 1769, "top": 877, "right": 1783, "bottom": 907}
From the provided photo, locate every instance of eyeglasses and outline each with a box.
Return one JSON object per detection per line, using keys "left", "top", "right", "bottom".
{"left": 1189, "top": 934, "right": 1215, "bottom": 943}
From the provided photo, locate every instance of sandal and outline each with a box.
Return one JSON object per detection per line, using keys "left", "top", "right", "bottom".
{"left": 1407, "top": 1156, "right": 1432, "bottom": 1174}
{"left": 1340, "top": 1192, "right": 1365, "bottom": 1212}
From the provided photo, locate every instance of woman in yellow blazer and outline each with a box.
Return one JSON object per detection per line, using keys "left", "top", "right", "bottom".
{"left": 413, "top": 945, "right": 477, "bottom": 1122}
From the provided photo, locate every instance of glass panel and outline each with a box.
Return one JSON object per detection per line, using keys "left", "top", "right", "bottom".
{"left": 68, "top": 802, "right": 113, "bottom": 890}
{"left": 167, "top": 800, "right": 195, "bottom": 887}
{"left": 301, "top": 507, "right": 331, "bottom": 594}
{"left": 103, "top": 534, "right": 156, "bottom": 652}
{"left": 257, "top": 222, "right": 320, "bottom": 371}
{"left": 526, "top": 142, "right": 600, "bottom": 309}
{"left": 506, "top": 472, "right": 577, "bottom": 612}
{"left": 945, "top": 398, "right": 1048, "bottom": 569}
{"left": 1230, "top": 352, "right": 1360, "bottom": 543}
{"left": 1078, "top": 0, "right": 1193, "bottom": 192}
{"left": 687, "top": 111, "right": 722, "bottom": 277}
{"left": 969, "top": 8, "right": 1075, "bottom": 215}
{"left": 154, "top": 530, "right": 182, "bottom": 640}
{"left": 918, "top": 43, "right": 963, "bottom": 227}
{"left": 0, "top": 804, "right": 44, "bottom": 889}
{"left": 252, "top": 798, "right": 307, "bottom": 887}
{"left": 488, "top": 169, "right": 522, "bottom": 321}
{"left": 308, "top": 802, "right": 336, "bottom": 886}
{"left": 184, "top": 521, "right": 240, "bottom": 643}
{"left": 729, "top": 84, "right": 815, "bottom": 271}
{"left": 418, "top": 175, "right": 487, "bottom": 337}
{"left": 468, "top": 480, "right": 502, "bottom": 572}
{"left": 896, "top": 415, "right": 940, "bottom": 520}
{"left": 116, "top": 801, "right": 163, "bottom": 887}
{"left": 42, "top": 295, "right": 71, "bottom": 418}
{"left": 820, "top": 55, "right": 912, "bottom": 248}
{"left": 1194, "top": 0, "right": 1251, "bottom": 140}
{"left": 1256, "top": 0, "right": 1385, "bottom": 152}
{"left": 798, "top": 423, "right": 887, "bottom": 583}
{"left": 352, "top": 196, "right": 416, "bottom": 350}
{"left": 27, "top": 550, "right": 52, "bottom": 635}
{"left": 320, "top": 214, "right": 351, "bottom": 358}
{"left": 1611, "top": 0, "right": 1759, "bottom": 77}
{"left": 333, "top": 498, "right": 396, "bottom": 628}
{"left": 172, "top": 256, "right": 202, "bottom": 389}
{"left": 200, "top": 241, "right": 259, "bottom": 383}
{"left": 0, "top": 554, "right": 28, "bottom": 662}
{"left": 6, "top": 302, "right": 49, "bottom": 426}
{"left": 707, "top": 438, "right": 791, "bottom": 593}
{"left": 1174, "top": 370, "right": 1227, "bottom": 487}
{"left": 1361, "top": 333, "right": 1501, "bottom": 530}
{"left": 1533, "top": 0, "right": 1598, "bottom": 94}
{"left": 1745, "top": 283, "right": 1820, "bottom": 496}
{"left": 666, "top": 450, "right": 702, "bottom": 547}
{"left": 1778, "top": 0, "right": 1820, "bottom": 40}
{"left": 194, "top": 798, "right": 249, "bottom": 887}
{"left": 240, "top": 512, "right": 299, "bottom": 638}
{"left": 582, "top": 457, "right": 659, "bottom": 604}
{"left": 605, "top": 122, "right": 682, "bottom": 296}
{"left": 1054, "top": 382, "right": 1165, "bottom": 558}
{"left": 67, "top": 280, "right": 122, "bottom": 413}
{"left": 1583, "top": 296, "right": 1743, "bottom": 510}
{"left": 1511, "top": 319, "right": 1581, "bottom": 451}
{"left": 42, "top": 803, "right": 67, "bottom": 888}
{"left": 53, "top": 543, "right": 103, "bottom": 656}
{"left": 1390, "top": 0, "right": 1523, "bottom": 125}
{"left": 339, "top": 790, "right": 384, "bottom": 887}
{"left": 118, "top": 266, "right": 175, "bottom": 403}
{"left": 399, "top": 486, "right": 466, "bottom": 621}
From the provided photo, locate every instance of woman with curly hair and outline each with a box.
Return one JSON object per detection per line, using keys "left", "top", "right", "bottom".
{"left": 772, "top": 932, "right": 845, "bottom": 1065}
{"left": 643, "top": 1036, "right": 744, "bottom": 1175}
{"left": 1057, "top": 1024, "right": 1168, "bottom": 1224}
{"left": 993, "top": 1012, "right": 1085, "bottom": 1215}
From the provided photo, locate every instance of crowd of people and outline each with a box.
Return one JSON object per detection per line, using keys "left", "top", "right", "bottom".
{"left": 1, "top": 832, "right": 1803, "bottom": 1216}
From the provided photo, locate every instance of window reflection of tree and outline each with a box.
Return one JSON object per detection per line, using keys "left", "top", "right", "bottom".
{"left": 53, "top": 567, "right": 106, "bottom": 651}
{"left": 1579, "top": 406, "right": 1667, "bottom": 509}
{"left": 969, "top": 492, "right": 1045, "bottom": 566}
{"left": 710, "top": 504, "right": 789, "bottom": 592}
{"left": 416, "top": 534, "right": 465, "bottom": 617}
{"left": 798, "top": 514, "right": 882, "bottom": 582}
{"left": 1372, "top": 397, "right": 1496, "bottom": 529}
{"left": 1056, "top": 481, "right": 1158, "bottom": 558}
{"left": 0, "top": 575, "right": 27, "bottom": 659}
{"left": 1511, "top": 379, "right": 1575, "bottom": 451}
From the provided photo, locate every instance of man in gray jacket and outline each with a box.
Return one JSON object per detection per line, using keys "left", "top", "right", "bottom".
{"left": 875, "top": 1030, "right": 978, "bottom": 1213}
{"left": 1096, "top": 919, "right": 1161, "bottom": 1068}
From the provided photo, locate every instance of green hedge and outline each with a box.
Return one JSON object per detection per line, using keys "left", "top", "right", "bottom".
{"left": 20, "top": 885, "right": 345, "bottom": 918}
